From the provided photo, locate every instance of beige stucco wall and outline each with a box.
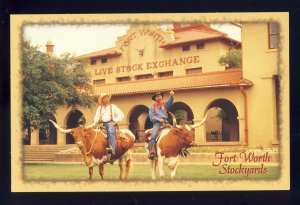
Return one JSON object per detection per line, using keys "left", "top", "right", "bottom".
{"left": 242, "top": 23, "right": 279, "bottom": 148}
{"left": 200, "top": 40, "right": 229, "bottom": 72}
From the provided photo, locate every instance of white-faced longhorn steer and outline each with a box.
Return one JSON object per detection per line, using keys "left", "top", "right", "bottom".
{"left": 143, "top": 112, "right": 207, "bottom": 180}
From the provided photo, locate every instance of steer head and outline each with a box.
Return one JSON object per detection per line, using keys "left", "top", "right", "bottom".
{"left": 49, "top": 120, "right": 96, "bottom": 149}
{"left": 173, "top": 125, "right": 196, "bottom": 147}
{"left": 169, "top": 112, "right": 207, "bottom": 147}
{"left": 49, "top": 120, "right": 99, "bottom": 166}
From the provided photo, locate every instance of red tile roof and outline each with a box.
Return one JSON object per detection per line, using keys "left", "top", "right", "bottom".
{"left": 93, "top": 69, "right": 252, "bottom": 96}
{"left": 76, "top": 47, "right": 121, "bottom": 59}
{"left": 161, "top": 29, "right": 241, "bottom": 48}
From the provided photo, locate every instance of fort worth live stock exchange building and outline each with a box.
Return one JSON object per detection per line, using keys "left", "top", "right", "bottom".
{"left": 24, "top": 23, "right": 281, "bottom": 152}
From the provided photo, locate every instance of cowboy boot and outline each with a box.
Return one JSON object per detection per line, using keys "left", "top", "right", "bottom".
{"left": 148, "top": 144, "right": 157, "bottom": 160}
{"left": 106, "top": 138, "right": 113, "bottom": 154}
{"left": 104, "top": 140, "right": 112, "bottom": 162}
{"left": 148, "top": 151, "right": 155, "bottom": 160}
{"left": 151, "top": 145, "right": 157, "bottom": 159}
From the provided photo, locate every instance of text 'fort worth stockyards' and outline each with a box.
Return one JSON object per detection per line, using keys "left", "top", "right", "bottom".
{"left": 212, "top": 151, "right": 272, "bottom": 178}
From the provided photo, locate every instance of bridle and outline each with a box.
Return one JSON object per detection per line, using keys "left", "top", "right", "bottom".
{"left": 177, "top": 134, "right": 192, "bottom": 147}
{"left": 80, "top": 129, "right": 104, "bottom": 156}
{"left": 173, "top": 128, "right": 194, "bottom": 147}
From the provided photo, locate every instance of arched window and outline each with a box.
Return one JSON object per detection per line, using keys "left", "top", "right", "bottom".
{"left": 206, "top": 99, "right": 239, "bottom": 142}
{"left": 65, "top": 110, "right": 85, "bottom": 144}
{"left": 169, "top": 102, "right": 194, "bottom": 125}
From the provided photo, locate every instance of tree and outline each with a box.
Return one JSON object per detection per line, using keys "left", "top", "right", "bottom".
{"left": 22, "top": 39, "right": 95, "bottom": 132}
{"left": 168, "top": 110, "right": 185, "bottom": 124}
{"left": 218, "top": 49, "right": 242, "bottom": 69}
{"left": 175, "top": 110, "right": 185, "bottom": 123}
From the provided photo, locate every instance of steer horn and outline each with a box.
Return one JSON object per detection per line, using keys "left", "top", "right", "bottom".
{"left": 168, "top": 111, "right": 183, "bottom": 129}
{"left": 190, "top": 113, "right": 208, "bottom": 129}
{"left": 49, "top": 120, "right": 72, "bottom": 133}
{"left": 84, "top": 121, "right": 97, "bottom": 129}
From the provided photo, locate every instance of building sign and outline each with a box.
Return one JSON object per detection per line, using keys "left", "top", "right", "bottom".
{"left": 94, "top": 55, "right": 200, "bottom": 76}
{"left": 118, "top": 28, "right": 168, "bottom": 52}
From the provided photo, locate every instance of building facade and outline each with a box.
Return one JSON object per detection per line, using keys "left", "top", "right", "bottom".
{"left": 28, "top": 23, "right": 280, "bottom": 149}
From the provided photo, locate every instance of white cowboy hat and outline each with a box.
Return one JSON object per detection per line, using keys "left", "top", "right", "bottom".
{"left": 98, "top": 93, "right": 111, "bottom": 104}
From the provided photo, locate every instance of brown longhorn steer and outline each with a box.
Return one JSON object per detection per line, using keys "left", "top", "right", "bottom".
{"left": 143, "top": 113, "right": 207, "bottom": 180}
{"left": 49, "top": 120, "right": 135, "bottom": 180}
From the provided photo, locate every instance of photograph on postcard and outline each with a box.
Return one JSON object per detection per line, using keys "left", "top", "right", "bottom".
{"left": 11, "top": 13, "right": 289, "bottom": 191}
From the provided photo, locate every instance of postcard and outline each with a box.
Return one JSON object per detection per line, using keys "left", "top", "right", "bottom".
{"left": 11, "top": 13, "right": 289, "bottom": 191}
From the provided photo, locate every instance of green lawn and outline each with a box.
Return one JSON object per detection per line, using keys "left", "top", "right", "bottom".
{"left": 23, "top": 163, "right": 280, "bottom": 181}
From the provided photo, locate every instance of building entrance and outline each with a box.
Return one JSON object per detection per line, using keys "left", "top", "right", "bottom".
{"left": 38, "top": 114, "right": 57, "bottom": 144}
{"left": 66, "top": 110, "right": 84, "bottom": 144}
{"left": 128, "top": 105, "right": 152, "bottom": 142}
{"left": 169, "top": 102, "right": 194, "bottom": 125}
{"left": 206, "top": 99, "right": 239, "bottom": 142}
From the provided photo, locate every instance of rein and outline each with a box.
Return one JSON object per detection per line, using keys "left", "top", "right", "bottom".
{"left": 85, "top": 131, "right": 98, "bottom": 155}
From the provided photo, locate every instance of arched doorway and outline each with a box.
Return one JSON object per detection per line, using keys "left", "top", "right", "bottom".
{"left": 128, "top": 105, "right": 152, "bottom": 142}
{"left": 38, "top": 115, "right": 57, "bottom": 145}
{"left": 205, "top": 99, "right": 239, "bottom": 142}
{"left": 169, "top": 102, "right": 194, "bottom": 125}
{"left": 65, "top": 110, "right": 85, "bottom": 144}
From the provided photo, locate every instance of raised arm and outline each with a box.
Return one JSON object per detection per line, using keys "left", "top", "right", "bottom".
{"left": 165, "top": 95, "right": 174, "bottom": 109}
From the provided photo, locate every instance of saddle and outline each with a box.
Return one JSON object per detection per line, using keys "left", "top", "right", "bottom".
{"left": 144, "top": 123, "right": 173, "bottom": 158}
{"left": 98, "top": 124, "right": 131, "bottom": 149}
{"left": 94, "top": 124, "right": 131, "bottom": 164}
{"left": 144, "top": 124, "right": 173, "bottom": 143}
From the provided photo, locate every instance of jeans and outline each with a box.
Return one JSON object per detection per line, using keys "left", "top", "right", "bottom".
{"left": 103, "top": 121, "right": 116, "bottom": 152}
{"left": 148, "top": 121, "right": 163, "bottom": 152}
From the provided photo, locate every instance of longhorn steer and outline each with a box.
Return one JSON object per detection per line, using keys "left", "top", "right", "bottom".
{"left": 49, "top": 120, "right": 135, "bottom": 180}
{"left": 144, "top": 113, "right": 207, "bottom": 180}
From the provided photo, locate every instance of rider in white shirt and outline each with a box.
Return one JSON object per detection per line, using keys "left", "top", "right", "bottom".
{"left": 94, "top": 93, "right": 124, "bottom": 157}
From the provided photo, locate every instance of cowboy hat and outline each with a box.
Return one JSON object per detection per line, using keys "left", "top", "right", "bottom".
{"left": 98, "top": 93, "right": 111, "bottom": 104}
{"left": 152, "top": 91, "right": 164, "bottom": 101}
